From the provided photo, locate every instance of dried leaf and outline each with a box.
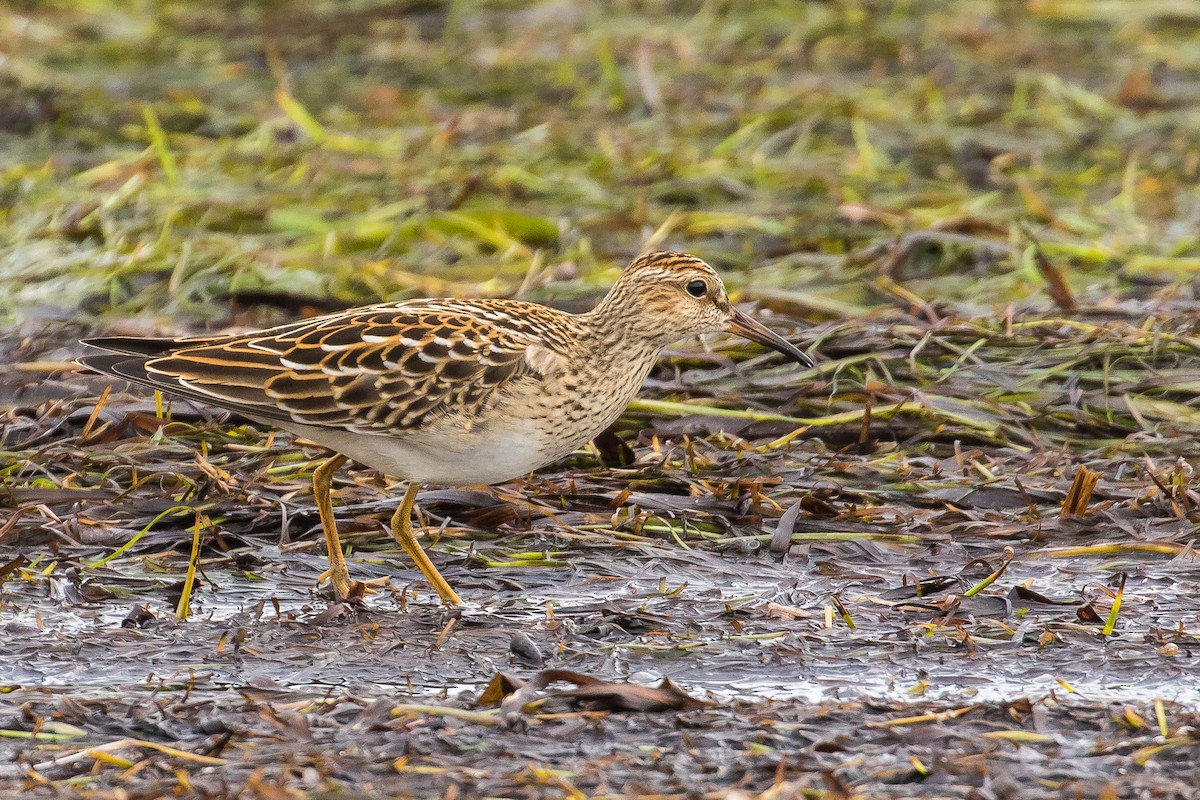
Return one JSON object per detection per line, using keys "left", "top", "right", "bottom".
{"left": 1060, "top": 466, "right": 1100, "bottom": 517}
{"left": 498, "top": 669, "right": 713, "bottom": 717}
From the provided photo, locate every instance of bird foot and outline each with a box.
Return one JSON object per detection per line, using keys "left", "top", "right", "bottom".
{"left": 316, "top": 569, "right": 390, "bottom": 603}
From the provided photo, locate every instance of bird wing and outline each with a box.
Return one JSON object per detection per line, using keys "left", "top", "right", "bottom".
{"left": 78, "top": 300, "right": 564, "bottom": 434}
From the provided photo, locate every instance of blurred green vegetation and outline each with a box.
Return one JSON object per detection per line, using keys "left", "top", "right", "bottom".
{"left": 0, "top": 0, "right": 1197, "bottom": 325}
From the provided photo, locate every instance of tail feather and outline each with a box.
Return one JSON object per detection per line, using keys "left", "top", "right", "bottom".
{"left": 76, "top": 353, "right": 152, "bottom": 382}
{"left": 76, "top": 344, "right": 290, "bottom": 423}
{"left": 80, "top": 335, "right": 204, "bottom": 357}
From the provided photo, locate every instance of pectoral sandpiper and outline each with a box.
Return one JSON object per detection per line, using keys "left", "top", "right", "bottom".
{"left": 79, "top": 251, "right": 813, "bottom": 605}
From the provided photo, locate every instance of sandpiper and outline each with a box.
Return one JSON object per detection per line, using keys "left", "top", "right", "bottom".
{"left": 79, "top": 251, "right": 813, "bottom": 604}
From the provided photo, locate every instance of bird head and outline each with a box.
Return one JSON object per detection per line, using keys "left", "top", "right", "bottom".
{"left": 600, "top": 250, "right": 814, "bottom": 367}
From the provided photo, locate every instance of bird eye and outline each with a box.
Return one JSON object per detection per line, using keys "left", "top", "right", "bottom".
{"left": 685, "top": 279, "right": 707, "bottom": 298}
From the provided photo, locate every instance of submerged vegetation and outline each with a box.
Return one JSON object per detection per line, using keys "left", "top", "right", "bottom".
{"left": 2, "top": 1, "right": 1200, "bottom": 797}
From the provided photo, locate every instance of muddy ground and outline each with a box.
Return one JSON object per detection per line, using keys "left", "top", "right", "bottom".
{"left": 4, "top": 304, "right": 1200, "bottom": 798}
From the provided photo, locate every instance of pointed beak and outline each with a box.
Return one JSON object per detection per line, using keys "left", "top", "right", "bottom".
{"left": 727, "top": 308, "right": 814, "bottom": 368}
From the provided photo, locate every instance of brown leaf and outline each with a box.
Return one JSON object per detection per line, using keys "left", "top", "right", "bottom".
{"left": 497, "top": 669, "right": 713, "bottom": 717}
{"left": 1060, "top": 466, "right": 1100, "bottom": 517}
{"left": 1115, "top": 66, "right": 1174, "bottom": 112}
{"left": 121, "top": 602, "right": 156, "bottom": 628}
{"left": 1077, "top": 601, "right": 1103, "bottom": 623}
{"left": 306, "top": 602, "right": 354, "bottom": 627}
{"left": 460, "top": 504, "right": 518, "bottom": 529}
{"left": 1010, "top": 585, "right": 1078, "bottom": 606}
{"left": 1016, "top": 178, "right": 1055, "bottom": 223}
{"left": 930, "top": 215, "right": 1009, "bottom": 236}
{"left": 592, "top": 426, "right": 636, "bottom": 467}
{"left": 1116, "top": 66, "right": 1153, "bottom": 109}
{"left": 479, "top": 672, "right": 526, "bottom": 707}
{"left": 0, "top": 553, "right": 28, "bottom": 582}
{"left": 1032, "top": 246, "right": 1075, "bottom": 311}
{"left": 765, "top": 602, "right": 811, "bottom": 620}
{"left": 567, "top": 677, "right": 709, "bottom": 712}
{"left": 1022, "top": 225, "right": 1075, "bottom": 311}
{"left": 880, "top": 576, "right": 958, "bottom": 601}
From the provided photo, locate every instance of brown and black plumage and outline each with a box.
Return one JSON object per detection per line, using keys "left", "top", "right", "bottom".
{"left": 80, "top": 251, "right": 814, "bottom": 604}
{"left": 81, "top": 299, "right": 569, "bottom": 435}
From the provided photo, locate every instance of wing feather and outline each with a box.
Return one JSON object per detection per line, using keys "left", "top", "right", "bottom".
{"left": 79, "top": 300, "right": 567, "bottom": 433}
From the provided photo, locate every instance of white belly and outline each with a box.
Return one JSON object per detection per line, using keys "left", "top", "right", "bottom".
{"left": 260, "top": 349, "right": 658, "bottom": 486}
{"left": 276, "top": 418, "right": 552, "bottom": 486}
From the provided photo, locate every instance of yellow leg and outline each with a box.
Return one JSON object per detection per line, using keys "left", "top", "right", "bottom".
{"left": 390, "top": 483, "right": 462, "bottom": 605}
{"left": 313, "top": 453, "right": 353, "bottom": 600}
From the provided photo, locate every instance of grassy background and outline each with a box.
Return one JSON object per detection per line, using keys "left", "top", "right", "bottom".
{"left": 1, "top": 0, "right": 1198, "bottom": 326}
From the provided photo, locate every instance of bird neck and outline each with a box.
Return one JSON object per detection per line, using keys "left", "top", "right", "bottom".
{"left": 582, "top": 280, "right": 672, "bottom": 353}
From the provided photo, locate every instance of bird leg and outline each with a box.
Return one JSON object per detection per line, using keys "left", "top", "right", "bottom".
{"left": 312, "top": 453, "right": 354, "bottom": 600}
{"left": 390, "top": 483, "right": 462, "bottom": 606}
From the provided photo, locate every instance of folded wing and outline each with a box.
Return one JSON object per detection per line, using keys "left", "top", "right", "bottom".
{"left": 79, "top": 301, "right": 561, "bottom": 434}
